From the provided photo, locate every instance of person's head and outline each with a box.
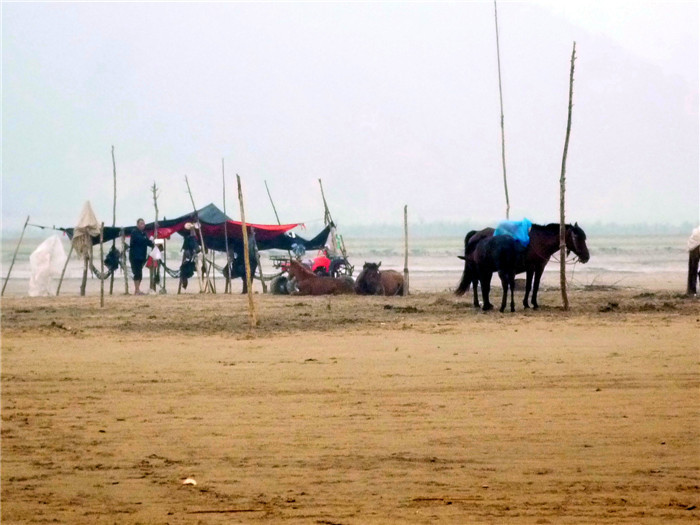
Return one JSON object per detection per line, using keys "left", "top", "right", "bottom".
{"left": 137, "top": 218, "right": 146, "bottom": 231}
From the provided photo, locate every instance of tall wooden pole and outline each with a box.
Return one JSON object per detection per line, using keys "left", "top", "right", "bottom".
{"left": 251, "top": 229, "right": 267, "bottom": 293}
{"left": 559, "top": 42, "right": 576, "bottom": 311}
{"left": 318, "top": 178, "right": 333, "bottom": 226}
{"left": 56, "top": 243, "right": 74, "bottom": 296}
{"left": 265, "top": 180, "right": 294, "bottom": 263}
{"left": 2, "top": 215, "right": 30, "bottom": 296}
{"left": 403, "top": 205, "right": 409, "bottom": 295}
{"left": 223, "top": 160, "right": 231, "bottom": 294}
{"left": 151, "top": 182, "right": 160, "bottom": 292}
{"left": 494, "top": 0, "right": 510, "bottom": 219}
{"left": 184, "top": 175, "right": 209, "bottom": 292}
{"left": 99, "top": 223, "right": 105, "bottom": 307}
{"left": 237, "top": 174, "right": 258, "bottom": 328}
{"left": 109, "top": 145, "right": 117, "bottom": 295}
{"left": 264, "top": 180, "right": 282, "bottom": 224}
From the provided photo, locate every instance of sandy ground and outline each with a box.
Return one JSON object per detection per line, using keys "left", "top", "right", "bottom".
{"left": 2, "top": 287, "right": 699, "bottom": 524}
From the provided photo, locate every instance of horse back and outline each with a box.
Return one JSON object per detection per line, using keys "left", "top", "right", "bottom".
{"left": 380, "top": 270, "right": 405, "bottom": 296}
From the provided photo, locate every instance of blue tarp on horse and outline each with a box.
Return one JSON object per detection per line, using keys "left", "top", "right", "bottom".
{"left": 494, "top": 218, "right": 532, "bottom": 247}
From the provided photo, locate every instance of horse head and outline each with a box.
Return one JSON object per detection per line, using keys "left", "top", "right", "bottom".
{"left": 288, "top": 259, "right": 314, "bottom": 280}
{"left": 566, "top": 222, "right": 590, "bottom": 263}
{"left": 356, "top": 262, "right": 383, "bottom": 294}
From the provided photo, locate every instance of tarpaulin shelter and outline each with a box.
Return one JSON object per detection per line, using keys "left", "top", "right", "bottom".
{"left": 62, "top": 203, "right": 333, "bottom": 253}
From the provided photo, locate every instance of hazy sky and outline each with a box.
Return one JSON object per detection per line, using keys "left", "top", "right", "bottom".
{"left": 2, "top": 1, "right": 698, "bottom": 233}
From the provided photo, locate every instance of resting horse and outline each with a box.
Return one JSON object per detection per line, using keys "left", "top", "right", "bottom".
{"left": 354, "top": 262, "right": 405, "bottom": 296}
{"left": 456, "top": 223, "right": 590, "bottom": 309}
{"left": 287, "top": 260, "right": 354, "bottom": 295}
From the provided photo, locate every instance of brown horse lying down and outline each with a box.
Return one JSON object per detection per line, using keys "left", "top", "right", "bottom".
{"left": 287, "top": 260, "right": 354, "bottom": 295}
{"left": 354, "top": 262, "right": 405, "bottom": 296}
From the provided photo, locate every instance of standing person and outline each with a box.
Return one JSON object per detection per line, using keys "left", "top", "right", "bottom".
{"left": 129, "top": 218, "right": 154, "bottom": 295}
{"left": 179, "top": 223, "right": 201, "bottom": 290}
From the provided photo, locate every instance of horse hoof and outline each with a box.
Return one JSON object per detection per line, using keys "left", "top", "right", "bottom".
{"left": 499, "top": 307, "right": 505, "bottom": 313}
{"left": 523, "top": 303, "right": 530, "bottom": 309}
{"left": 533, "top": 304, "right": 539, "bottom": 310}
{"left": 482, "top": 304, "right": 493, "bottom": 312}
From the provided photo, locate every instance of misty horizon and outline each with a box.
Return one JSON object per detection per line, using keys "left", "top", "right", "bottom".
{"left": 2, "top": 1, "right": 698, "bottom": 232}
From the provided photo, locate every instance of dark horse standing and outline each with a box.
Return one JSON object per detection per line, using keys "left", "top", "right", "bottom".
{"left": 472, "top": 235, "right": 520, "bottom": 312}
{"left": 456, "top": 223, "right": 590, "bottom": 309}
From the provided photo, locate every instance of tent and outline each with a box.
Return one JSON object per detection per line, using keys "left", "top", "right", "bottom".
{"left": 62, "top": 203, "right": 333, "bottom": 253}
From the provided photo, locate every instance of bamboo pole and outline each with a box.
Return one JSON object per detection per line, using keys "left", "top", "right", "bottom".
{"left": 237, "top": 174, "right": 258, "bottom": 328}
{"left": 121, "top": 229, "right": 129, "bottom": 294}
{"left": 559, "top": 42, "right": 576, "bottom": 311}
{"left": 223, "top": 160, "right": 231, "bottom": 294}
{"left": 100, "top": 223, "right": 105, "bottom": 307}
{"left": 264, "top": 180, "right": 282, "bottom": 224}
{"left": 403, "top": 205, "right": 409, "bottom": 295}
{"left": 162, "top": 217, "right": 167, "bottom": 293}
{"left": 2, "top": 215, "right": 30, "bottom": 296}
{"left": 212, "top": 250, "right": 217, "bottom": 293}
{"left": 265, "top": 180, "right": 294, "bottom": 264}
{"left": 151, "top": 182, "right": 160, "bottom": 292}
{"left": 494, "top": 0, "right": 510, "bottom": 220}
{"left": 56, "top": 243, "right": 74, "bottom": 296}
{"left": 109, "top": 145, "right": 117, "bottom": 295}
{"left": 251, "top": 229, "right": 267, "bottom": 293}
{"left": 184, "top": 175, "right": 209, "bottom": 293}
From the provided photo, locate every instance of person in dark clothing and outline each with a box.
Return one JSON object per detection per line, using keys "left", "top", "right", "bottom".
{"left": 179, "top": 223, "right": 201, "bottom": 290}
{"left": 129, "top": 218, "right": 154, "bottom": 295}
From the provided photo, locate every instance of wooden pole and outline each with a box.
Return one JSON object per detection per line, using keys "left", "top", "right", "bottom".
{"left": 251, "top": 229, "right": 267, "bottom": 293}
{"left": 559, "top": 42, "right": 576, "bottom": 311}
{"left": 237, "top": 174, "right": 258, "bottom": 328}
{"left": 109, "top": 145, "right": 117, "bottom": 295}
{"left": 223, "top": 160, "right": 231, "bottom": 294}
{"left": 265, "top": 180, "right": 294, "bottom": 263}
{"left": 184, "top": 175, "right": 210, "bottom": 293}
{"left": 403, "top": 205, "right": 409, "bottom": 295}
{"left": 2, "top": 215, "right": 30, "bottom": 296}
{"left": 56, "top": 243, "right": 74, "bottom": 296}
{"left": 151, "top": 182, "right": 160, "bottom": 292}
{"left": 100, "top": 223, "right": 105, "bottom": 307}
{"left": 162, "top": 217, "right": 167, "bottom": 294}
{"left": 494, "top": 0, "right": 510, "bottom": 220}
{"left": 212, "top": 250, "right": 217, "bottom": 293}
{"left": 264, "top": 180, "right": 282, "bottom": 224}
{"left": 121, "top": 229, "right": 129, "bottom": 294}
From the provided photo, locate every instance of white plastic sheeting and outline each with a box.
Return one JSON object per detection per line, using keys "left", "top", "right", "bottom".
{"left": 688, "top": 227, "right": 700, "bottom": 251}
{"left": 72, "top": 201, "right": 101, "bottom": 257}
{"left": 29, "top": 236, "right": 67, "bottom": 297}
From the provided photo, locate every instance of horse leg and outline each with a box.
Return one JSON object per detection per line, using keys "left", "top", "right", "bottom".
{"left": 472, "top": 276, "right": 480, "bottom": 307}
{"left": 498, "top": 271, "right": 508, "bottom": 313}
{"left": 532, "top": 268, "right": 544, "bottom": 309}
{"left": 523, "top": 269, "right": 533, "bottom": 308}
{"left": 509, "top": 272, "right": 516, "bottom": 312}
{"left": 480, "top": 273, "right": 493, "bottom": 311}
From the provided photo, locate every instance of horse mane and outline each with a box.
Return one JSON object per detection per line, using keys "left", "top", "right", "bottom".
{"left": 531, "top": 223, "right": 586, "bottom": 240}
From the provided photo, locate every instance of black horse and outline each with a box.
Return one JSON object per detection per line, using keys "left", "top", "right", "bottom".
{"left": 456, "top": 223, "right": 590, "bottom": 309}
{"left": 472, "top": 235, "right": 521, "bottom": 312}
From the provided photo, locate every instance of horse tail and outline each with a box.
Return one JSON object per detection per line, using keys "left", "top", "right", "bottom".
{"left": 455, "top": 231, "right": 477, "bottom": 296}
